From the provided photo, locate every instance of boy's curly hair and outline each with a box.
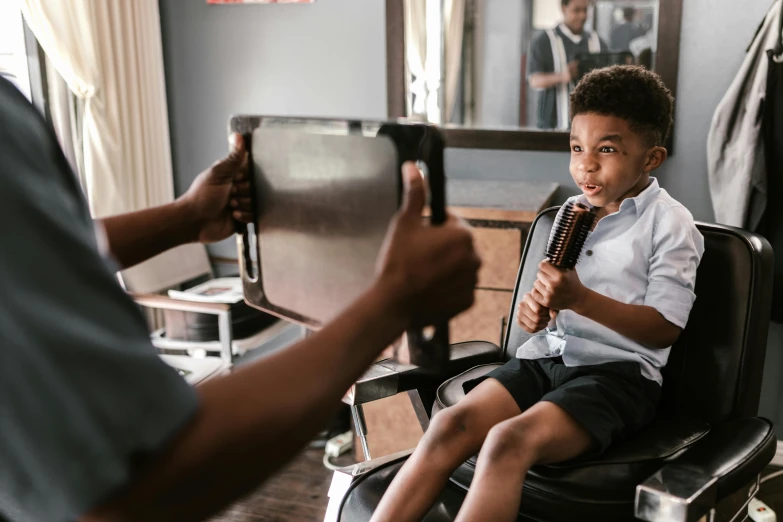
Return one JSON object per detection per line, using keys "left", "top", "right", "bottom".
{"left": 570, "top": 65, "right": 674, "bottom": 146}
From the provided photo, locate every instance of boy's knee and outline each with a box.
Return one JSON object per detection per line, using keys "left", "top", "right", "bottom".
{"left": 422, "top": 407, "right": 476, "bottom": 453}
{"left": 482, "top": 421, "right": 531, "bottom": 467}
{"left": 428, "top": 407, "right": 470, "bottom": 439}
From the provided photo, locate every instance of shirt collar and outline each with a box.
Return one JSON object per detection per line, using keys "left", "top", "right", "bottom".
{"left": 558, "top": 23, "right": 584, "bottom": 44}
{"left": 575, "top": 177, "right": 660, "bottom": 218}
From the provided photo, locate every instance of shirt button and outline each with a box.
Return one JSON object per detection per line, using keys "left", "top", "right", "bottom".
{"left": 586, "top": 250, "right": 593, "bottom": 256}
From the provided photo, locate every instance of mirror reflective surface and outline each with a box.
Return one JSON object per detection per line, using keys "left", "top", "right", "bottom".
{"left": 403, "top": 0, "right": 660, "bottom": 131}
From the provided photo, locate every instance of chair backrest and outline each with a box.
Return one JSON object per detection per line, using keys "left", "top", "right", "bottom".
{"left": 503, "top": 207, "right": 773, "bottom": 424}
{"left": 118, "top": 243, "right": 213, "bottom": 293}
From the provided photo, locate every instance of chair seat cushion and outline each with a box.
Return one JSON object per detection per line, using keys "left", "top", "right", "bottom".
{"left": 340, "top": 458, "right": 468, "bottom": 522}
{"left": 435, "top": 363, "right": 711, "bottom": 521}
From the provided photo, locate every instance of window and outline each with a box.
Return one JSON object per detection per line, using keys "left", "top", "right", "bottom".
{"left": 0, "top": 1, "right": 32, "bottom": 100}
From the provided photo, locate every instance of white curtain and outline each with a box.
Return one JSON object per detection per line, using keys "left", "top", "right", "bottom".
{"left": 20, "top": 0, "right": 174, "bottom": 218}
{"left": 405, "top": 0, "right": 428, "bottom": 119}
{"left": 443, "top": 0, "right": 466, "bottom": 123}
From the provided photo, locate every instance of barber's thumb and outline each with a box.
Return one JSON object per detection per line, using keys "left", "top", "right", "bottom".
{"left": 211, "top": 133, "right": 246, "bottom": 179}
{"left": 400, "top": 162, "right": 426, "bottom": 219}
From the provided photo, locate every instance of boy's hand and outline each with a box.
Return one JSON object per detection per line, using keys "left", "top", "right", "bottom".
{"left": 532, "top": 260, "right": 588, "bottom": 312}
{"left": 516, "top": 291, "right": 553, "bottom": 333}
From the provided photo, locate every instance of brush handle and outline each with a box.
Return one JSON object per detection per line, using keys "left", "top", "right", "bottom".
{"left": 540, "top": 202, "right": 597, "bottom": 335}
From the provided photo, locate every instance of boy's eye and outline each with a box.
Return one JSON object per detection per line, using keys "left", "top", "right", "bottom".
{"left": 572, "top": 145, "right": 582, "bottom": 152}
{"left": 600, "top": 146, "right": 616, "bottom": 153}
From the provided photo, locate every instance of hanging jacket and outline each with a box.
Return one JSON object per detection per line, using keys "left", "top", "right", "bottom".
{"left": 761, "top": 4, "right": 783, "bottom": 322}
{"left": 707, "top": 0, "right": 782, "bottom": 230}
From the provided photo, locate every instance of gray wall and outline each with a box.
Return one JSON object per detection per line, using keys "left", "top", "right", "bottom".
{"left": 159, "top": 0, "right": 387, "bottom": 258}
{"left": 160, "top": 0, "right": 782, "bottom": 422}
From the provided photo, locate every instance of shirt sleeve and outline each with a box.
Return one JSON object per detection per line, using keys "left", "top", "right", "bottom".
{"left": 528, "top": 32, "right": 555, "bottom": 81}
{"left": 643, "top": 204, "right": 705, "bottom": 329}
{"left": 0, "top": 80, "right": 199, "bottom": 522}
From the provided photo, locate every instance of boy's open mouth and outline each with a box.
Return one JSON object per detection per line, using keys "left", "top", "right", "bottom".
{"left": 581, "top": 183, "right": 602, "bottom": 196}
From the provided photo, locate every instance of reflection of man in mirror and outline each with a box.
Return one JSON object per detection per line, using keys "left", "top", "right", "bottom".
{"left": 611, "top": 8, "right": 645, "bottom": 52}
{"left": 528, "top": 0, "right": 608, "bottom": 129}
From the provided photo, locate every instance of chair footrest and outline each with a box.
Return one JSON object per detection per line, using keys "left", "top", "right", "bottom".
{"left": 344, "top": 341, "right": 502, "bottom": 405}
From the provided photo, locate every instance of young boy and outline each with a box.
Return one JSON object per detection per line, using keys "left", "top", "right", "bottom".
{"left": 370, "top": 65, "right": 704, "bottom": 522}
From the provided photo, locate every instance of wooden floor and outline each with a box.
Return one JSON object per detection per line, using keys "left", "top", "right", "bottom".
{"left": 757, "top": 466, "right": 783, "bottom": 515}
{"left": 208, "top": 448, "right": 353, "bottom": 522}
{"left": 207, "top": 453, "right": 783, "bottom": 521}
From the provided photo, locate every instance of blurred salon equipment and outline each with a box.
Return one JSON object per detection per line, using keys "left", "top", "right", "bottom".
{"left": 120, "top": 243, "right": 291, "bottom": 384}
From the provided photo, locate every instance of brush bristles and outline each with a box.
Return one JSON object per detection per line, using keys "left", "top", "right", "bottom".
{"left": 546, "top": 202, "right": 597, "bottom": 269}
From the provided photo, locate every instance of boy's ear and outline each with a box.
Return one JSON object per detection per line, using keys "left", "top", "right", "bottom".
{"left": 643, "top": 146, "right": 668, "bottom": 173}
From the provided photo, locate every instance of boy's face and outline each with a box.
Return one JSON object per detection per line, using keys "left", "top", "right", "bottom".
{"left": 569, "top": 113, "right": 666, "bottom": 212}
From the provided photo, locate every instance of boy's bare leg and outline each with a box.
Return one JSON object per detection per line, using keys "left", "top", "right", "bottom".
{"left": 370, "top": 379, "right": 520, "bottom": 522}
{"left": 454, "top": 401, "right": 594, "bottom": 522}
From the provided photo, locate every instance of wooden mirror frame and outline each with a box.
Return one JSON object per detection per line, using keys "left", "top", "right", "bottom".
{"left": 386, "top": 0, "right": 683, "bottom": 151}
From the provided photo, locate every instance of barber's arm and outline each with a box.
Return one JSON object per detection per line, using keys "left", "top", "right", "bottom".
{"left": 100, "top": 134, "right": 252, "bottom": 269}
{"left": 83, "top": 164, "right": 481, "bottom": 522}
{"left": 529, "top": 61, "right": 579, "bottom": 90}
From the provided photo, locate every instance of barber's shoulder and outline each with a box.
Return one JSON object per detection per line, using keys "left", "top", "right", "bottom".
{"left": 532, "top": 30, "right": 553, "bottom": 49}
{"left": 0, "top": 81, "right": 91, "bottom": 229}
{"left": 0, "top": 79, "right": 75, "bottom": 187}
{"left": 0, "top": 78, "right": 40, "bottom": 134}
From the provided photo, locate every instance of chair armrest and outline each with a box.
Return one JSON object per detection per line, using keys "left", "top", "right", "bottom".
{"left": 130, "top": 292, "right": 231, "bottom": 314}
{"left": 130, "top": 293, "right": 234, "bottom": 362}
{"left": 344, "top": 341, "right": 502, "bottom": 405}
{"left": 635, "top": 417, "right": 776, "bottom": 522}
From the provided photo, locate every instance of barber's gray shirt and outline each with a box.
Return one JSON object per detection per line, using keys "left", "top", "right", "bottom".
{"left": 527, "top": 25, "right": 608, "bottom": 129}
{"left": 0, "top": 78, "right": 198, "bottom": 521}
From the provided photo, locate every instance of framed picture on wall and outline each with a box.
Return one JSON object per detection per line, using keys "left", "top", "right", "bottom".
{"left": 208, "top": 0, "right": 314, "bottom": 3}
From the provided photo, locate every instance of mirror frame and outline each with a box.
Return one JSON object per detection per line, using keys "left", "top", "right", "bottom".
{"left": 386, "top": 0, "right": 683, "bottom": 151}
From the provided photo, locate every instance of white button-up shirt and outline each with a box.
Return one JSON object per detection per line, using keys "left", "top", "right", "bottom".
{"left": 516, "top": 178, "right": 705, "bottom": 384}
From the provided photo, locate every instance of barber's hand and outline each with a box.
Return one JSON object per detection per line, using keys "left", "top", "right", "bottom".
{"left": 178, "top": 133, "right": 253, "bottom": 244}
{"left": 531, "top": 260, "right": 587, "bottom": 312}
{"left": 517, "top": 291, "right": 554, "bottom": 333}
{"left": 564, "top": 60, "right": 579, "bottom": 83}
{"left": 375, "top": 162, "right": 481, "bottom": 328}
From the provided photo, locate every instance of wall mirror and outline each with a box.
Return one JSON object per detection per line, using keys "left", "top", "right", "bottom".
{"left": 386, "top": 0, "right": 683, "bottom": 150}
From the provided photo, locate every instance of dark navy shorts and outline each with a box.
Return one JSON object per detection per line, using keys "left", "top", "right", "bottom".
{"left": 462, "top": 357, "right": 661, "bottom": 454}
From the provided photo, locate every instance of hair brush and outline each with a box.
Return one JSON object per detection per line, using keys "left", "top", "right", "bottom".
{"left": 546, "top": 201, "right": 597, "bottom": 269}
{"left": 542, "top": 201, "right": 597, "bottom": 331}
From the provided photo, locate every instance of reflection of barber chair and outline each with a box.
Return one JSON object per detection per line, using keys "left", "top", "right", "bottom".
{"left": 329, "top": 207, "right": 776, "bottom": 522}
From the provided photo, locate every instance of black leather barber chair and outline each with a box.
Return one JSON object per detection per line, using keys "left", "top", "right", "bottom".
{"left": 328, "top": 207, "right": 777, "bottom": 522}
